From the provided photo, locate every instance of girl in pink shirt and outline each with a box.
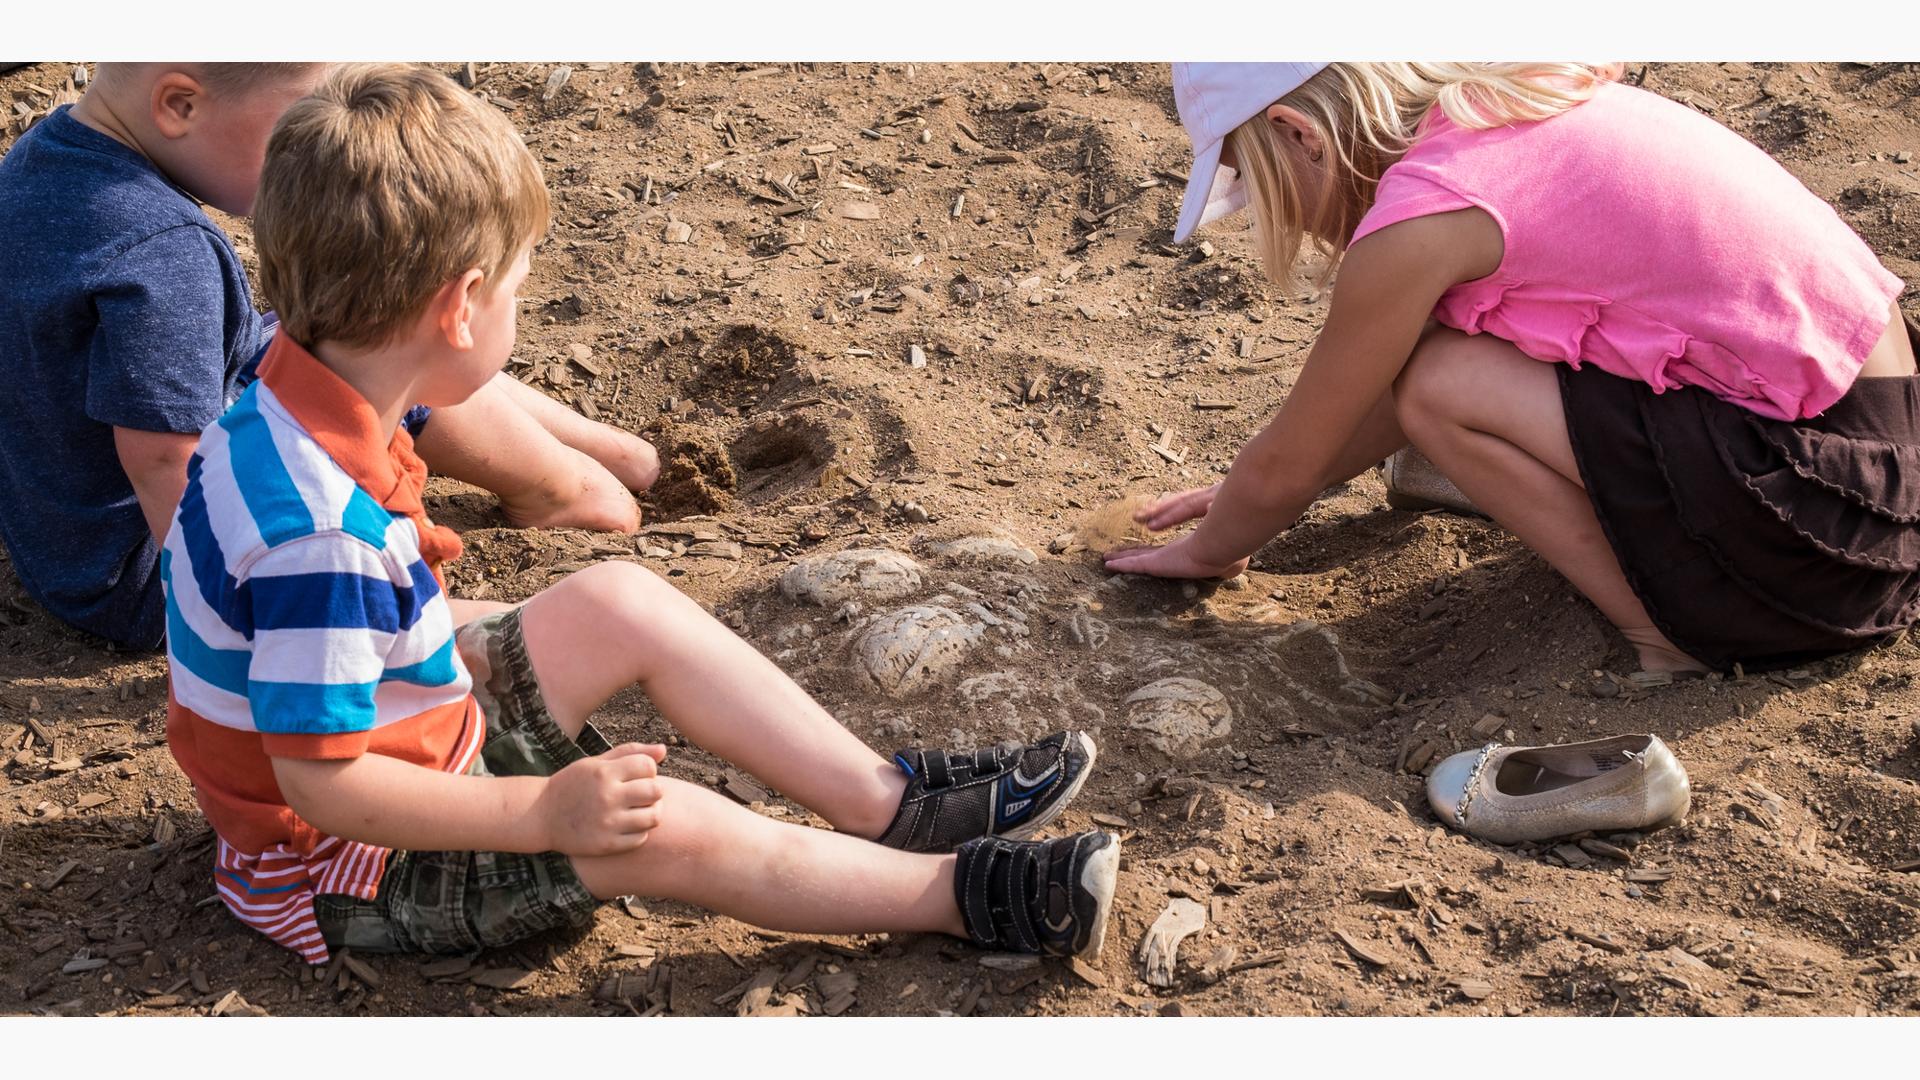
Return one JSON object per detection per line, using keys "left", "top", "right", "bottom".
{"left": 1108, "top": 63, "right": 1920, "bottom": 674}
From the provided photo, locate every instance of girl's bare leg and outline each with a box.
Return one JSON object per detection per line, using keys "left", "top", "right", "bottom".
{"left": 1393, "top": 328, "right": 1708, "bottom": 673}
{"left": 514, "top": 562, "right": 909, "bottom": 838}
{"left": 569, "top": 778, "right": 964, "bottom": 936}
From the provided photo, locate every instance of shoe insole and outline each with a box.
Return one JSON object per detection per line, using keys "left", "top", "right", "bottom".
{"left": 1495, "top": 759, "right": 1597, "bottom": 796}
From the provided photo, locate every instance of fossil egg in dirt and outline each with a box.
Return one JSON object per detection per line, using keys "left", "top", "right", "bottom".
{"left": 855, "top": 605, "right": 984, "bottom": 696}
{"left": 1124, "top": 677, "right": 1233, "bottom": 758}
{"left": 780, "top": 549, "right": 925, "bottom": 606}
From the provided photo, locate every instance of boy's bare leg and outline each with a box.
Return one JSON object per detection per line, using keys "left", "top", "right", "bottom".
{"left": 492, "top": 374, "right": 661, "bottom": 493}
{"left": 413, "top": 374, "right": 639, "bottom": 534}
{"left": 516, "top": 562, "right": 909, "bottom": 839}
{"left": 1394, "top": 328, "right": 1708, "bottom": 673}
{"left": 569, "top": 778, "right": 964, "bottom": 936}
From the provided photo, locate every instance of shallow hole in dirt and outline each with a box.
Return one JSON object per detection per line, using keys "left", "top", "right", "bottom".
{"left": 654, "top": 323, "right": 803, "bottom": 413}
{"left": 729, "top": 416, "right": 839, "bottom": 502}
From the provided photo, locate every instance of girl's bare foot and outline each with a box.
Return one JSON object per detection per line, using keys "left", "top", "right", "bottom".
{"left": 1621, "top": 625, "right": 1712, "bottom": 675}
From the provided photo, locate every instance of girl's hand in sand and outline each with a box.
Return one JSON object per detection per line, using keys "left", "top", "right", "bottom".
{"left": 1133, "top": 484, "right": 1222, "bottom": 531}
{"left": 1104, "top": 533, "right": 1249, "bottom": 580}
{"left": 538, "top": 742, "right": 668, "bottom": 856}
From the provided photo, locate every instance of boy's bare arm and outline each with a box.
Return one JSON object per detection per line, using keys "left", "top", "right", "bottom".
{"left": 271, "top": 742, "right": 668, "bottom": 857}
{"left": 113, "top": 426, "right": 198, "bottom": 541}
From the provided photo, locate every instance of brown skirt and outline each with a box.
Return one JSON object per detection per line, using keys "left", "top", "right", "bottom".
{"left": 1561, "top": 313, "right": 1920, "bottom": 673}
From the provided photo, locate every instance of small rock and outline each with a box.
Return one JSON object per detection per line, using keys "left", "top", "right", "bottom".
{"left": 908, "top": 344, "right": 927, "bottom": 369}
{"left": 663, "top": 221, "right": 692, "bottom": 244}
{"left": 901, "top": 501, "right": 930, "bottom": 524}
{"left": 1896, "top": 150, "right": 1913, "bottom": 164}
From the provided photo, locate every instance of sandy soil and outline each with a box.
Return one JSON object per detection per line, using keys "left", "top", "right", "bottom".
{"left": 3, "top": 61, "right": 1919, "bottom": 1018}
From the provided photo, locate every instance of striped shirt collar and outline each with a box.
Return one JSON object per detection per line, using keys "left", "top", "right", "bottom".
{"left": 254, "top": 334, "right": 462, "bottom": 572}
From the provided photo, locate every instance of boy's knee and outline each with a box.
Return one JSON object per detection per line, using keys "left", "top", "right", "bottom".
{"left": 569, "top": 559, "right": 667, "bottom": 606}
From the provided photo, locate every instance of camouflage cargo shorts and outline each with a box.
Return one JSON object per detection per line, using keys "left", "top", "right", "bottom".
{"left": 313, "top": 607, "right": 611, "bottom": 956}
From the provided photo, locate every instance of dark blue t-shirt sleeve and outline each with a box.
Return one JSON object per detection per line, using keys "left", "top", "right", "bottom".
{"left": 84, "top": 225, "right": 239, "bottom": 434}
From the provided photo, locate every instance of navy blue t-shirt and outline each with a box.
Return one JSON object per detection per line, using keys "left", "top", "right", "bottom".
{"left": 0, "top": 106, "right": 266, "bottom": 648}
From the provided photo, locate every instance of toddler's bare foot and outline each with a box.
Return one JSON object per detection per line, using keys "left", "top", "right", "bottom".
{"left": 1622, "top": 626, "right": 1712, "bottom": 675}
{"left": 582, "top": 426, "right": 660, "bottom": 494}
{"left": 497, "top": 447, "right": 640, "bottom": 533}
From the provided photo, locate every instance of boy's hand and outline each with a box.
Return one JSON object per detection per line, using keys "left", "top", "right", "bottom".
{"left": 1103, "top": 534, "right": 1249, "bottom": 580}
{"left": 537, "top": 743, "right": 668, "bottom": 856}
{"left": 1132, "top": 484, "right": 1222, "bottom": 532}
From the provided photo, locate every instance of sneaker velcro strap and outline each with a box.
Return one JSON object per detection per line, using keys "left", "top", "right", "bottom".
{"left": 922, "top": 749, "right": 952, "bottom": 788}
{"left": 956, "top": 837, "right": 1041, "bottom": 952}
{"left": 972, "top": 748, "right": 999, "bottom": 775}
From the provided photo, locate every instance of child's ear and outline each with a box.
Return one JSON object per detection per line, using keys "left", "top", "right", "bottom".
{"left": 150, "top": 71, "right": 203, "bottom": 140}
{"left": 1264, "top": 103, "right": 1325, "bottom": 163}
{"left": 432, "top": 268, "right": 489, "bottom": 350}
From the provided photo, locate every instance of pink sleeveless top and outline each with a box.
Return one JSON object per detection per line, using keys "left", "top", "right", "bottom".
{"left": 1350, "top": 82, "right": 1904, "bottom": 421}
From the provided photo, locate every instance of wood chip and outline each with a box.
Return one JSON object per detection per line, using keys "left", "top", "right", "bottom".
{"left": 720, "top": 770, "right": 770, "bottom": 805}
{"left": 340, "top": 952, "right": 382, "bottom": 989}
{"left": 1625, "top": 867, "right": 1675, "bottom": 884}
{"left": 1452, "top": 976, "right": 1495, "bottom": 1001}
{"left": 979, "top": 152, "right": 1022, "bottom": 164}
{"left": 1578, "top": 838, "right": 1633, "bottom": 861}
{"left": 74, "top": 793, "right": 112, "bottom": 810}
{"left": 471, "top": 967, "right": 537, "bottom": 991}
{"left": 421, "top": 957, "right": 472, "bottom": 979}
{"left": 733, "top": 966, "right": 783, "bottom": 1017}
{"left": 1553, "top": 843, "right": 1594, "bottom": 868}
{"left": 1471, "top": 713, "right": 1505, "bottom": 738}
{"left": 1569, "top": 929, "right": 1627, "bottom": 955}
{"left": 837, "top": 201, "right": 882, "bottom": 221}
{"left": 62, "top": 957, "right": 110, "bottom": 975}
{"left": 1068, "top": 957, "right": 1107, "bottom": 987}
{"left": 978, "top": 953, "right": 1041, "bottom": 971}
{"left": 823, "top": 991, "right": 856, "bottom": 1016}
{"left": 43, "top": 859, "right": 80, "bottom": 890}
{"left": 1333, "top": 928, "right": 1393, "bottom": 968}
{"left": 802, "top": 143, "right": 837, "bottom": 155}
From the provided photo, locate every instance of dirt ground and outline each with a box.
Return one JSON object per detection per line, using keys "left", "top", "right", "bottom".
{"left": 3, "top": 61, "right": 1920, "bottom": 1018}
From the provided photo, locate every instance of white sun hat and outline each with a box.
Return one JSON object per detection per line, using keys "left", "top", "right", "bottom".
{"left": 1171, "top": 62, "right": 1330, "bottom": 243}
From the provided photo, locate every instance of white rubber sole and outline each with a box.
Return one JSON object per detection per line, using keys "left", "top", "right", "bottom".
{"left": 1077, "top": 832, "right": 1122, "bottom": 961}
{"left": 1002, "top": 732, "right": 1097, "bottom": 843}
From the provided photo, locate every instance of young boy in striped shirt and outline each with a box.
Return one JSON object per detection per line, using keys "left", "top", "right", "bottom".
{"left": 161, "top": 64, "right": 1120, "bottom": 970}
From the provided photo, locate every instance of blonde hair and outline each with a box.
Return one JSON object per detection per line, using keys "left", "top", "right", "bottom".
{"left": 1227, "top": 63, "right": 1620, "bottom": 291}
{"left": 253, "top": 63, "right": 550, "bottom": 348}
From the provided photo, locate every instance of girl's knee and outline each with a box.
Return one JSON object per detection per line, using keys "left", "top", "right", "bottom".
{"left": 1394, "top": 328, "right": 1506, "bottom": 433}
